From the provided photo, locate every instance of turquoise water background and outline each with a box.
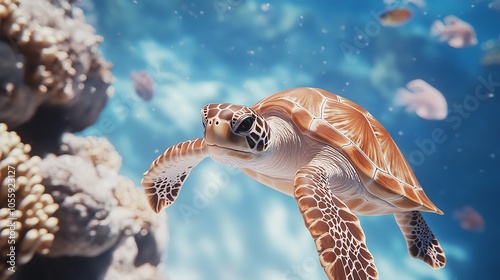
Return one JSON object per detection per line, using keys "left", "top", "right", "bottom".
{"left": 80, "top": 0, "right": 499, "bottom": 279}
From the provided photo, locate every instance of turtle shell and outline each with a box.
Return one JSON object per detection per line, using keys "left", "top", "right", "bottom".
{"left": 253, "top": 87, "right": 442, "bottom": 214}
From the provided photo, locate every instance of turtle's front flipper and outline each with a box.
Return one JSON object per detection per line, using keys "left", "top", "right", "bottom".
{"left": 294, "top": 165, "right": 378, "bottom": 280}
{"left": 394, "top": 211, "right": 446, "bottom": 268}
{"left": 142, "top": 138, "right": 208, "bottom": 213}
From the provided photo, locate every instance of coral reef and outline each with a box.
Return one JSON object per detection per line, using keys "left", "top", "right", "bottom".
{"left": 0, "top": 0, "right": 113, "bottom": 153}
{"left": 39, "top": 153, "right": 128, "bottom": 257}
{"left": 8, "top": 134, "right": 168, "bottom": 280}
{"left": 0, "top": 123, "right": 59, "bottom": 280}
{"left": 37, "top": 133, "right": 165, "bottom": 259}
{"left": 1, "top": 1, "right": 168, "bottom": 279}
{"left": 105, "top": 178, "right": 168, "bottom": 280}
{"left": 104, "top": 234, "right": 167, "bottom": 280}
{"left": 113, "top": 177, "right": 167, "bottom": 268}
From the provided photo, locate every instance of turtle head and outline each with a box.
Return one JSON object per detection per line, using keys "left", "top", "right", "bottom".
{"left": 201, "top": 103, "right": 270, "bottom": 164}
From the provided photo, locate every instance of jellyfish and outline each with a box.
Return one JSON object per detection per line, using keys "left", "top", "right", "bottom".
{"left": 489, "top": 0, "right": 500, "bottom": 11}
{"left": 431, "top": 15, "right": 477, "bottom": 48}
{"left": 481, "top": 37, "right": 500, "bottom": 65}
{"left": 131, "top": 70, "right": 154, "bottom": 101}
{"left": 394, "top": 79, "right": 448, "bottom": 120}
{"left": 405, "top": 0, "right": 426, "bottom": 8}
{"left": 454, "top": 206, "right": 485, "bottom": 232}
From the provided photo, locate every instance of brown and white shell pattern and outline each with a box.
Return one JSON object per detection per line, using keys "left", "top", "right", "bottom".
{"left": 253, "top": 88, "right": 442, "bottom": 214}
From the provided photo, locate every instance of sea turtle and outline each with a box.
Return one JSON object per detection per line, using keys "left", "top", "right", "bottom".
{"left": 142, "top": 87, "right": 446, "bottom": 279}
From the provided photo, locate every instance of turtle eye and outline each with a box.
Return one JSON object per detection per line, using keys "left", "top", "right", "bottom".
{"left": 234, "top": 116, "right": 255, "bottom": 134}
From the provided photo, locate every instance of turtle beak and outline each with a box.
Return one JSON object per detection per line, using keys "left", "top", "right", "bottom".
{"left": 204, "top": 118, "right": 252, "bottom": 156}
{"left": 201, "top": 104, "right": 232, "bottom": 145}
{"left": 204, "top": 119, "right": 231, "bottom": 146}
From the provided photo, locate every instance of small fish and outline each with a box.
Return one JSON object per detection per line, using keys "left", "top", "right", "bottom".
{"left": 380, "top": 8, "right": 412, "bottom": 27}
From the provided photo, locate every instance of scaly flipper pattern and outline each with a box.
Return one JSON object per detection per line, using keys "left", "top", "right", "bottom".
{"left": 394, "top": 211, "right": 446, "bottom": 268}
{"left": 294, "top": 165, "right": 379, "bottom": 280}
{"left": 142, "top": 138, "right": 207, "bottom": 213}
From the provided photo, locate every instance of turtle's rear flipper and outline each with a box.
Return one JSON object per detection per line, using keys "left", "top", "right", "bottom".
{"left": 394, "top": 211, "right": 446, "bottom": 268}
{"left": 142, "top": 138, "right": 208, "bottom": 213}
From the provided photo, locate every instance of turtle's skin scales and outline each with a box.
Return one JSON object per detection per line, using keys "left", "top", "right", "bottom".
{"left": 142, "top": 87, "right": 446, "bottom": 280}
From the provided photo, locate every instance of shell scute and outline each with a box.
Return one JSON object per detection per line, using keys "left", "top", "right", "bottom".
{"left": 309, "top": 119, "right": 351, "bottom": 147}
{"left": 322, "top": 98, "right": 387, "bottom": 169}
{"left": 291, "top": 107, "right": 314, "bottom": 134}
{"left": 283, "top": 88, "right": 325, "bottom": 117}
{"left": 342, "top": 144, "right": 377, "bottom": 179}
{"left": 373, "top": 170, "right": 405, "bottom": 196}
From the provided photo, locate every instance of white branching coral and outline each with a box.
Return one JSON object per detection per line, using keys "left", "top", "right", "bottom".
{"left": 113, "top": 177, "right": 165, "bottom": 236}
{"left": 111, "top": 177, "right": 168, "bottom": 279}
{"left": 60, "top": 133, "right": 122, "bottom": 172}
{"left": 0, "top": 123, "right": 59, "bottom": 280}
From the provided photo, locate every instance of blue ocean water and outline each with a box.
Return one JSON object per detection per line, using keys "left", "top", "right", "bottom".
{"left": 80, "top": 0, "right": 499, "bottom": 279}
